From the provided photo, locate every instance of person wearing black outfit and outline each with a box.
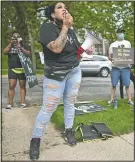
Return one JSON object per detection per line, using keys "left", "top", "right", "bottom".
{"left": 4, "top": 32, "right": 31, "bottom": 110}
{"left": 29, "top": 2, "right": 82, "bottom": 160}
{"left": 119, "top": 66, "right": 135, "bottom": 99}
{"left": 130, "top": 65, "right": 135, "bottom": 90}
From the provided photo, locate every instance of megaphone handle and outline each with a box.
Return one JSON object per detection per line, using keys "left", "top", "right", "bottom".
{"left": 77, "top": 46, "right": 85, "bottom": 60}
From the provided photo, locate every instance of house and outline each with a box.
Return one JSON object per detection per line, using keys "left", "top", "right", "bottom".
{"left": 78, "top": 29, "right": 110, "bottom": 57}
{"left": 87, "top": 31, "right": 110, "bottom": 56}
{"left": 94, "top": 39, "right": 110, "bottom": 56}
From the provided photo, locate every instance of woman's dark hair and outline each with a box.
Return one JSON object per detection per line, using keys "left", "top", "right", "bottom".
{"left": 45, "top": 4, "right": 56, "bottom": 21}
{"left": 45, "top": 2, "right": 69, "bottom": 21}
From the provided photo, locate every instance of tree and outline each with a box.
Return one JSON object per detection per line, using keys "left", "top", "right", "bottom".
{"left": 1, "top": 1, "right": 134, "bottom": 70}
{"left": 69, "top": 1, "right": 134, "bottom": 45}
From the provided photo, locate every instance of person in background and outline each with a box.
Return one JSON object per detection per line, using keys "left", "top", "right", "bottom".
{"left": 29, "top": 2, "right": 82, "bottom": 160}
{"left": 4, "top": 32, "right": 31, "bottom": 110}
{"left": 108, "top": 28, "right": 134, "bottom": 106}
{"left": 130, "top": 64, "right": 135, "bottom": 90}
{"left": 119, "top": 64, "right": 135, "bottom": 99}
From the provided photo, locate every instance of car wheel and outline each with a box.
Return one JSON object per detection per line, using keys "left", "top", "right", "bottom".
{"left": 100, "top": 68, "right": 109, "bottom": 77}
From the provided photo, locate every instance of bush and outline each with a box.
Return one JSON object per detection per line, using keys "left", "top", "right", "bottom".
{"left": 2, "top": 53, "right": 8, "bottom": 69}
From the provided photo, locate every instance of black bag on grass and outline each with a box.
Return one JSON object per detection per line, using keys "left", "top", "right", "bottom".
{"left": 91, "top": 122, "right": 114, "bottom": 138}
{"left": 75, "top": 123, "right": 105, "bottom": 142}
{"left": 75, "top": 122, "right": 113, "bottom": 142}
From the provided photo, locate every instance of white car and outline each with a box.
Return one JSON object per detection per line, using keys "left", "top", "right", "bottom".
{"left": 80, "top": 55, "right": 112, "bottom": 77}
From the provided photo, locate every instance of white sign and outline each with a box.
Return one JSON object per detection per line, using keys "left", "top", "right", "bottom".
{"left": 39, "top": 52, "right": 44, "bottom": 64}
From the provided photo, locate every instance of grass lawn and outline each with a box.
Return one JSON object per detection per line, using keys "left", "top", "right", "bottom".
{"left": 131, "top": 68, "right": 135, "bottom": 75}
{"left": 51, "top": 98, "right": 134, "bottom": 140}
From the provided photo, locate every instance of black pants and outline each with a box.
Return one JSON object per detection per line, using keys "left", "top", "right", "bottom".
{"left": 120, "top": 71, "right": 135, "bottom": 98}
{"left": 8, "top": 69, "right": 26, "bottom": 80}
{"left": 130, "top": 71, "right": 135, "bottom": 90}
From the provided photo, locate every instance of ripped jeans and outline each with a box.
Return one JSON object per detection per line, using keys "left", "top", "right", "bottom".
{"left": 32, "top": 65, "right": 81, "bottom": 138}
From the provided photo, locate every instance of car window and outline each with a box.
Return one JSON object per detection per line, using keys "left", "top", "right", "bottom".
{"left": 93, "top": 56, "right": 107, "bottom": 61}
{"left": 81, "top": 58, "right": 92, "bottom": 61}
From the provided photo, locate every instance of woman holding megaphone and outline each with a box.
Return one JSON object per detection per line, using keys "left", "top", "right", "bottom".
{"left": 29, "top": 2, "right": 84, "bottom": 160}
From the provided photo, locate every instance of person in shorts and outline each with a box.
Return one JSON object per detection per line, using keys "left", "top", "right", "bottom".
{"left": 108, "top": 28, "right": 134, "bottom": 106}
{"left": 4, "top": 32, "right": 31, "bottom": 110}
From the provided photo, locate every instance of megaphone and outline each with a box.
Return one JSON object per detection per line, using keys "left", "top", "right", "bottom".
{"left": 81, "top": 31, "right": 102, "bottom": 50}
{"left": 77, "top": 31, "right": 102, "bottom": 59}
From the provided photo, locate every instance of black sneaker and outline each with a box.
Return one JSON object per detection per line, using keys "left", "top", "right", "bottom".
{"left": 29, "top": 138, "right": 40, "bottom": 160}
{"left": 5, "top": 104, "right": 12, "bottom": 110}
{"left": 21, "top": 104, "right": 27, "bottom": 110}
{"left": 64, "top": 128, "right": 76, "bottom": 146}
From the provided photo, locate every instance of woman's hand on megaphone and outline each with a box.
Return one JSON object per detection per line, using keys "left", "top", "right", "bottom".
{"left": 63, "top": 13, "right": 73, "bottom": 29}
{"left": 81, "top": 51, "right": 93, "bottom": 59}
{"left": 85, "top": 49, "right": 93, "bottom": 55}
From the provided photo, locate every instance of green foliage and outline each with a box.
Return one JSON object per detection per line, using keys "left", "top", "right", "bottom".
{"left": 2, "top": 69, "right": 8, "bottom": 75}
{"left": 1, "top": 1, "right": 134, "bottom": 70}
{"left": 2, "top": 54, "right": 8, "bottom": 70}
{"left": 131, "top": 68, "right": 135, "bottom": 75}
{"left": 69, "top": 1, "right": 134, "bottom": 45}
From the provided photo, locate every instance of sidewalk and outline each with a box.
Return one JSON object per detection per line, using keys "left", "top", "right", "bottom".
{"left": 2, "top": 106, "right": 134, "bottom": 161}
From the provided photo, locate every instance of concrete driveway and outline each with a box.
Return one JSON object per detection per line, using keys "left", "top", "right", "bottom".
{"left": 2, "top": 106, "right": 134, "bottom": 161}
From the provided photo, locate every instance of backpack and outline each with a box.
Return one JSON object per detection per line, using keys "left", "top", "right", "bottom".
{"left": 75, "top": 122, "right": 113, "bottom": 142}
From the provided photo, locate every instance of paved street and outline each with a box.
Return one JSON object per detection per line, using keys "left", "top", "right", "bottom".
{"left": 2, "top": 75, "right": 134, "bottom": 108}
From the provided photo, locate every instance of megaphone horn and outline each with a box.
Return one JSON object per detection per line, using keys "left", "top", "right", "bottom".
{"left": 81, "top": 31, "right": 102, "bottom": 50}
{"left": 77, "top": 31, "right": 102, "bottom": 60}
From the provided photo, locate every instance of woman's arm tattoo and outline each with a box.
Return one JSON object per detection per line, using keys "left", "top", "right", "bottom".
{"left": 47, "top": 26, "right": 68, "bottom": 53}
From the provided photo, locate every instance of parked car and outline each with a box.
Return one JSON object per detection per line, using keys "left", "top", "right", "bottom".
{"left": 80, "top": 55, "right": 112, "bottom": 77}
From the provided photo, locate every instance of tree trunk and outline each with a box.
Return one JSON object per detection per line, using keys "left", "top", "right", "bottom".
{"left": 12, "top": 1, "right": 36, "bottom": 71}
{"left": 25, "top": 12, "right": 36, "bottom": 71}
{"left": 27, "top": 23, "right": 36, "bottom": 71}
